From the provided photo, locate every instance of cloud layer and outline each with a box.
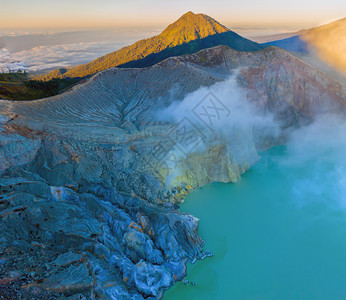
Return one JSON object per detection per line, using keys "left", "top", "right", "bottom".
{"left": 0, "top": 29, "right": 157, "bottom": 73}
{"left": 0, "top": 41, "right": 128, "bottom": 72}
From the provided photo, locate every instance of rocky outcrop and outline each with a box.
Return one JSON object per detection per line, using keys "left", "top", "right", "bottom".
{"left": 0, "top": 45, "right": 345, "bottom": 299}
{"left": 0, "top": 114, "right": 41, "bottom": 174}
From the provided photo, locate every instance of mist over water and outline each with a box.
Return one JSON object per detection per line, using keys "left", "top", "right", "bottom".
{"left": 284, "top": 114, "right": 346, "bottom": 208}
{"left": 164, "top": 92, "right": 346, "bottom": 299}
{"left": 165, "top": 148, "right": 346, "bottom": 299}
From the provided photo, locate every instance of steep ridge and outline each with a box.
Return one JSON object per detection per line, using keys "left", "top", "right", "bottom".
{"left": 302, "top": 17, "right": 346, "bottom": 75}
{"left": 262, "top": 18, "right": 346, "bottom": 76}
{"left": 12, "top": 46, "right": 346, "bottom": 137}
{"left": 38, "top": 12, "right": 263, "bottom": 80}
{"left": 0, "top": 45, "right": 345, "bottom": 299}
{"left": 250, "top": 30, "right": 307, "bottom": 43}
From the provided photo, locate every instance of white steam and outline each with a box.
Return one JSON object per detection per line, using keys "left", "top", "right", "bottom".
{"left": 159, "top": 75, "right": 277, "bottom": 133}
{"left": 155, "top": 74, "right": 346, "bottom": 208}
{"left": 154, "top": 74, "right": 280, "bottom": 187}
{"left": 280, "top": 114, "right": 346, "bottom": 210}
{"left": 157, "top": 74, "right": 279, "bottom": 153}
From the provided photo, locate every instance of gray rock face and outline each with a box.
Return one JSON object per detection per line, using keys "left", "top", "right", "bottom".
{"left": 42, "top": 264, "right": 94, "bottom": 293}
{"left": 0, "top": 117, "right": 41, "bottom": 175}
{"left": 133, "top": 261, "right": 173, "bottom": 297}
{"left": 0, "top": 45, "right": 345, "bottom": 299}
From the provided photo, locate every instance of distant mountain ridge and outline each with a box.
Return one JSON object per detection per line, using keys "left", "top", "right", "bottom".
{"left": 260, "top": 18, "right": 346, "bottom": 76}
{"left": 38, "top": 11, "right": 263, "bottom": 80}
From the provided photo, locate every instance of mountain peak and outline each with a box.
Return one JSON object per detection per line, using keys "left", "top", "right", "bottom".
{"left": 179, "top": 11, "right": 204, "bottom": 20}
{"left": 160, "top": 11, "right": 230, "bottom": 42}
{"left": 181, "top": 11, "right": 196, "bottom": 17}
{"left": 38, "top": 12, "right": 262, "bottom": 81}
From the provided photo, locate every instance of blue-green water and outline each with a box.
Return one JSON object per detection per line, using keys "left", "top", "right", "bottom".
{"left": 165, "top": 145, "right": 346, "bottom": 300}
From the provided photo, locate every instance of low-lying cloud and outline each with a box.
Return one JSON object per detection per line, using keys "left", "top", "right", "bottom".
{"left": 0, "top": 29, "right": 157, "bottom": 73}
{"left": 0, "top": 41, "right": 129, "bottom": 73}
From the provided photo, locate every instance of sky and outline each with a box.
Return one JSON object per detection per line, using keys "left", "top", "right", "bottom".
{"left": 1, "top": 0, "right": 345, "bottom": 31}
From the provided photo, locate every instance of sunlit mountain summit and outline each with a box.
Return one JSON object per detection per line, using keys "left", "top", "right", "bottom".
{"left": 39, "top": 11, "right": 263, "bottom": 80}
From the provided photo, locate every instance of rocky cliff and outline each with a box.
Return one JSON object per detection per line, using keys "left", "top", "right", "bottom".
{"left": 0, "top": 45, "right": 345, "bottom": 299}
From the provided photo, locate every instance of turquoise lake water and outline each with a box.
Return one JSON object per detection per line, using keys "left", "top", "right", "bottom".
{"left": 164, "top": 145, "right": 346, "bottom": 300}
